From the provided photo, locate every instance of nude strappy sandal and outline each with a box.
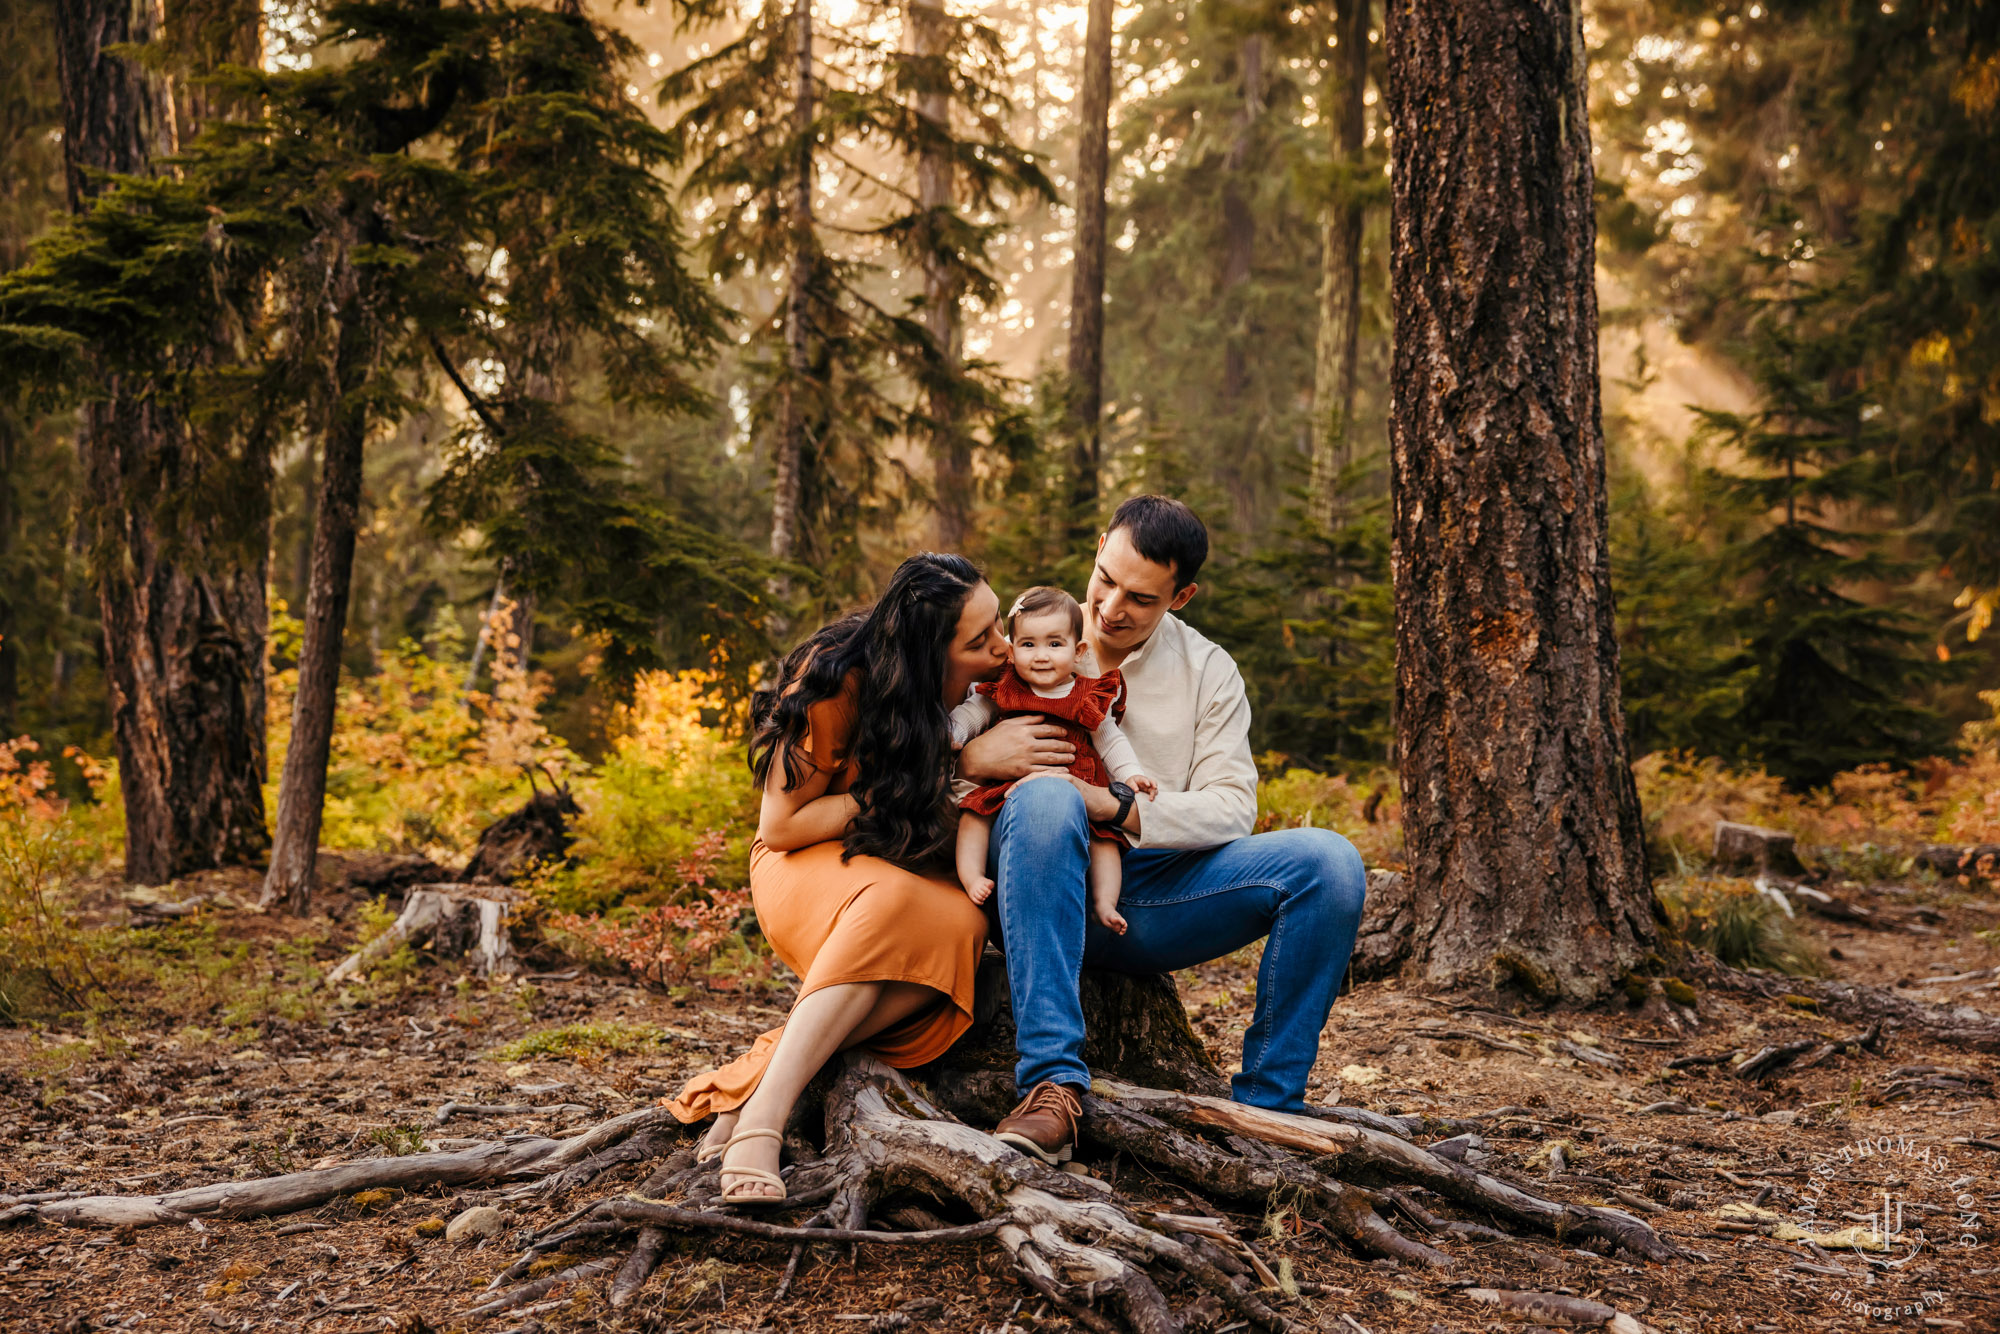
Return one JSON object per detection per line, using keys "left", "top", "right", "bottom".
{"left": 716, "top": 1127, "right": 787, "bottom": 1206}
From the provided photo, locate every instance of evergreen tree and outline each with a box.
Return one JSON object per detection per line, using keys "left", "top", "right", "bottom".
{"left": 1607, "top": 469, "right": 1748, "bottom": 759}
{"left": 1593, "top": 0, "right": 2000, "bottom": 719}
{"left": 1306, "top": 0, "right": 1379, "bottom": 534}
{"left": 1064, "top": 0, "right": 1114, "bottom": 542}
{"left": 1697, "top": 245, "right": 1952, "bottom": 788}
{"left": 1107, "top": 0, "right": 1337, "bottom": 540}
{"left": 3, "top": 1, "right": 757, "bottom": 908}
{"left": 896, "top": 0, "right": 1053, "bottom": 551}
{"left": 0, "top": 0, "right": 69, "bottom": 739}
{"left": 659, "top": 0, "right": 1045, "bottom": 611}
{"left": 49, "top": 0, "right": 271, "bottom": 885}
{"left": 1386, "top": 0, "right": 1658, "bottom": 998}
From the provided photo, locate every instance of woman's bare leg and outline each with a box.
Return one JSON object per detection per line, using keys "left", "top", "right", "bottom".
{"left": 716, "top": 980, "right": 941, "bottom": 1196}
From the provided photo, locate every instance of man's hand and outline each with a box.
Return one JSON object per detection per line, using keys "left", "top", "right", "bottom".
{"left": 1067, "top": 774, "right": 1139, "bottom": 839}
{"left": 958, "top": 714, "right": 1077, "bottom": 784}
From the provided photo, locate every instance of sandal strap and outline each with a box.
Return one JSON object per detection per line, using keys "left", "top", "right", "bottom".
{"left": 723, "top": 1127, "right": 784, "bottom": 1149}
{"left": 720, "top": 1167, "right": 785, "bottom": 1187}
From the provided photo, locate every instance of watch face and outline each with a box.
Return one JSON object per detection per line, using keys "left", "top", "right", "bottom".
{"left": 1109, "top": 781, "right": 1134, "bottom": 802}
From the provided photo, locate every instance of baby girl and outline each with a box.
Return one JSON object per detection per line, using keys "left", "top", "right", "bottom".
{"left": 949, "top": 586, "right": 1156, "bottom": 933}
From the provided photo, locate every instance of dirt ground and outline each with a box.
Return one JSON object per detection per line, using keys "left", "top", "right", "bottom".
{"left": 1, "top": 865, "right": 1995, "bottom": 1334}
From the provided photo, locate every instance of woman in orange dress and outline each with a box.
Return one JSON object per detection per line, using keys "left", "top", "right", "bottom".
{"left": 664, "top": 552, "right": 1008, "bottom": 1201}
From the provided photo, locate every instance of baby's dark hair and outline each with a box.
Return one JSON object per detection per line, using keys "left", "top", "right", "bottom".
{"left": 1008, "top": 585, "right": 1084, "bottom": 639}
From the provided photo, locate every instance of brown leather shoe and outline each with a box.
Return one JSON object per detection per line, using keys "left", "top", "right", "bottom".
{"left": 993, "top": 1080, "right": 1083, "bottom": 1165}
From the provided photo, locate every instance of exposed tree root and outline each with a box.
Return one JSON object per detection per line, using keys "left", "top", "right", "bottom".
{"left": 451, "top": 1051, "right": 1682, "bottom": 1330}
{"left": 11, "top": 1105, "right": 677, "bottom": 1229}
{"left": 1084, "top": 1079, "right": 1689, "bottom": 1264}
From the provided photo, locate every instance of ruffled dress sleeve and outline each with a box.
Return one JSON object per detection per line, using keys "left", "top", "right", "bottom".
{"left": 1068, "top": 668, "right": 1125, "bottom": 731}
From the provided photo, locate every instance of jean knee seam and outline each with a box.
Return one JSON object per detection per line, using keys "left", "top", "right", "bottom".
{"left": 1117, "top": 879, "right": 1285, "bottom": 911}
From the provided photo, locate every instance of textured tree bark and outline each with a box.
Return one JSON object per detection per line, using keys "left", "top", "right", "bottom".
{"left": 769, "top": 0, "right": 813, "bottom": 571}
{"left": 1383, "top": 0, "right": 1659, "bottom": 997}
{"left": 57, "top": 0, "right": 271, "bottom": 884}
{"left": 53, "top": 0, "right": 176, "bottom": 211}
{"left": 1064, "top": 0, "right": 1112, "bottom": 541}
{"left": 940, "top": 952, "right": 1227, "bottom": 1101}
{"left": 909, "top": 0, "right": 970, "bottom": 551}
{"left": 1307, "top": 0, "right": 1370, "bottom": 531}
{"left": 262, "top": 245, "right": 378, "bottom": 912}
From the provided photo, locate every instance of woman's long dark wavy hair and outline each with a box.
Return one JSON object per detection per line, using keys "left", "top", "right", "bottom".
{"left": 749, "top": 552, "right": 984, "bottom": 870}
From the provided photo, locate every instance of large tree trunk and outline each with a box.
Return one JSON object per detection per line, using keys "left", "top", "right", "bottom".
{"left": 1307, "top": 0, "right": 1369, "bottom": 532}
{"left": 1064, "top": 0, "right": 1112, "bottom": 542}
{"left": 1383, "top": 0, "right": 1659, "bottom": 998}
{"left": 769, "top": 0, "right": 813, "bottom": 572}
{"left": 57, "top": 0, "right": 270, "bottom": 885}
{"left": 909, "top": 0, "right": 969, "bottom": 551}
{"left": 262, "top": 247, "right": 378, "bottom": 913}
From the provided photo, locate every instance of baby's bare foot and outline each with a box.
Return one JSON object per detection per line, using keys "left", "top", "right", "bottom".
{"left": 1094, "top": 904, "right": 1127, "bottom": 935}
{"left": 964, "top": 876, "right": 994, "bottom": 905}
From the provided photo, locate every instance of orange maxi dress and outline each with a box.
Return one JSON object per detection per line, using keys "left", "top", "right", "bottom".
{"left": 663, "top": 677, "right": 988, "bottom": 1122}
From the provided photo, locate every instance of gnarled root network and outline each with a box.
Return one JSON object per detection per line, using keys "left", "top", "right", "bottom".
{"left": 461, "top": 1054, "right": 1689, "bottom": 1331}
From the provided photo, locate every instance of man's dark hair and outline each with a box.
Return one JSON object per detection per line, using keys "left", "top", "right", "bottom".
{"left": 1106, "top": 495, "right": 1208, "bottom": 588}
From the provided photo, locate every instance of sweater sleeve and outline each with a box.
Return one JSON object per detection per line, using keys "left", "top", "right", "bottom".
{"left": 1092, "top": 716, "right": 1145, "bottom": 783}
{"left": 948, "top": 693, "right": 1001, "bottom": 750}
{"left": 1129, "top": 652, "right": 1257, "bottom": 851}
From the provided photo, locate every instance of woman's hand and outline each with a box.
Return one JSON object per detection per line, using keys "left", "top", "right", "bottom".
{"left": 958, "top": 714, "right": 1077, "bottom": 783}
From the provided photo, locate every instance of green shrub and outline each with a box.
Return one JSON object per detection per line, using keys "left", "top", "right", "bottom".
{"left": 1657, "top": 875, "right": 1828, "bottom": 976}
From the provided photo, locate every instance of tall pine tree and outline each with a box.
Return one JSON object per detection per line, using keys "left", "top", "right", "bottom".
{"left": 1698, "top": 243, "right": 1951, "bottom": 788}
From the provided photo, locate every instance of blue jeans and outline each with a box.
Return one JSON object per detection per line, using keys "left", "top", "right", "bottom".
{"left": 987, "top": 777, "right": 1367, "bottom": 1111}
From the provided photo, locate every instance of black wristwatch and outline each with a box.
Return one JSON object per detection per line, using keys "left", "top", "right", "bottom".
{"left": 1108, "top": 780, "right": 1136, "bottom": 832}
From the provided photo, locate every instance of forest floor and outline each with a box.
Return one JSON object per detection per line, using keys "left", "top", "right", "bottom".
{"left": 0, "top": 860, "right": 1996, "bottom": 1334}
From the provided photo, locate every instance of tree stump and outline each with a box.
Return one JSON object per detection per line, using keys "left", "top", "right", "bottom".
{"left": 940, "top": 949, "right": 1226, "bottom": 1100}
{"left": 326, "top": 885, "right": 515, "bottom": 983}
{"left": 1712, "top": 821, "right": 1807, "bottom": 877}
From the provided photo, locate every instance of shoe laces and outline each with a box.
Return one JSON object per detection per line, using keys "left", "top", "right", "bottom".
{"left": 1020, "top": 1082, "right": 1081, "bottom": 1122}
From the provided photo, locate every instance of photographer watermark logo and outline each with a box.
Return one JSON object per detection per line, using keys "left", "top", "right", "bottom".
{"left": 1785, "top": 1133, "right": 1986, "bottom": 1323}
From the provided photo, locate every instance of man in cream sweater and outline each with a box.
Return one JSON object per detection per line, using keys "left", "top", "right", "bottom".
{"left": 957, "top": 496, "right": 1369, "bottom": 1164}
